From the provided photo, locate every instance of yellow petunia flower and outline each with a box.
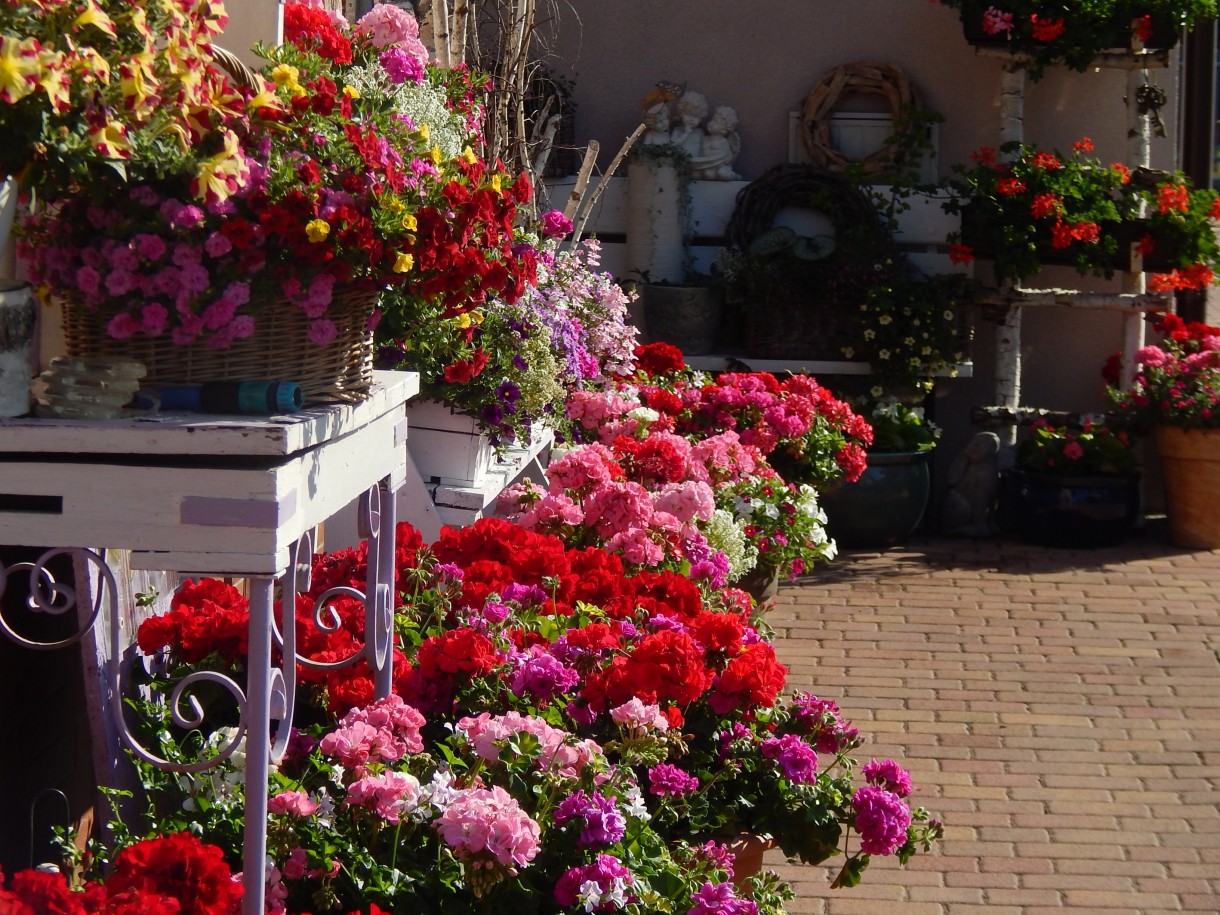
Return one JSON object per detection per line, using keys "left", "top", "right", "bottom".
{"left": 393, "top": 252, "right": 414, "bottom": 273}
{"left": 401, "top": 213, "right": 417, "bottom": 231}
{"left": 429, "top": 145, "right": 443, "bottom": 165}
{"left": 0, "top": 36, "right": 42, "bottom": 105}
{"left": 455, "top": 313, "right": 472, "bottom": 328}
{"left": 461, "top": 146, "right": 477, "bottom": 164}
{"left": 91, "top": 123, "right": 131, "bottom": 160}
{"left": 419, "top": 124, "right": 431, "bottom": 141}
{"left": 343, "top": 84, "right": 360, "bottom": 99}
{"left": 271, "top": 64, "right": 300, "bottom": 87}
{"left": 73, "top": 0, "right": 118, "bottom": 38}
{"left": 490, "top": 174, "right": 503, "bottom": 193}
{"left": 36, "top": 50, "right": 71, "bottom": 112}
{"left": 305, "top": 219, "right": 331, "bottom": 243}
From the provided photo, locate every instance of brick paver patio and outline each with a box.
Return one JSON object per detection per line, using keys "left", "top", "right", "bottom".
{"left": 765, "top": 531, "right": 1220, "bottom": 915}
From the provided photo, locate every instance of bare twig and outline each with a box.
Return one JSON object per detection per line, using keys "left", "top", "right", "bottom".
{"left": 567, "top": 124, "right": 645, "bottom": 248}
{"left": 563, "top": 141, "right": 599, "bottom": 222}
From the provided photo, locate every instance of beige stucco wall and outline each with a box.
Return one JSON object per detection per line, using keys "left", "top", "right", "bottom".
{"left": 550, "top": 0, "right": 1180, "bottom": 181}
{"left": 549, "top": 0, "right": 1185, "bottom": 426}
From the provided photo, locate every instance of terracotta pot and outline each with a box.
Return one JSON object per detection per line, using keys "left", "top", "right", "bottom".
{"left": 725, "top": 834, "right": 778, "bottom": 886}
{"left": 1154, "top": 426, "right": 1220, "bottom": 549}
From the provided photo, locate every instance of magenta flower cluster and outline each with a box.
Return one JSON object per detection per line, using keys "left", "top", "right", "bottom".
{"left": 851, "top": 784, "right": 913, "bottom": 856}
{"left": 761, "top": 733, "right": 819, "bottom": 785}
{"left": 688, "top": 880, "right": 760, "bottom": 915}
{"left": 553, "top": 789, "right": 629, "bottom": 848}
{"left": 647, "top": 762, "right": 701, "bottom": 797}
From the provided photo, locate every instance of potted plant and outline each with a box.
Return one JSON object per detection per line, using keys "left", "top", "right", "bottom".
{"left": 818, "top": 398, "right": 941, "bottom": 547}
{"left": 935, "top": 0, "right": 1218, "bottom": 79}
{"left": 576, "top": 344, "right": 875, "bottom": 495}
{"left": 632, "top": 268, "right": 727, "bottom": 357}
{"left": 0, "top": 0, "right": 234, "bottom": 201}
{"left": 944, "top": 137, "right": 1220, "bottom": 289}
{"left": 843, "top": 266, "right": 978, "bottom": 394}
{"left": 1005, "top": 418, "right": 1141, "bottom": 547}
{"left": 1108, "top": 312, "right": 1220, "bottom": 547}
{"left": 380, "top": 236, "right": 638, "bottom": 483}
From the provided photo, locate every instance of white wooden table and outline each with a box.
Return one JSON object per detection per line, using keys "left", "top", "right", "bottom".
{"left": 0, "top": 370, "right": 418, "bottom": 915}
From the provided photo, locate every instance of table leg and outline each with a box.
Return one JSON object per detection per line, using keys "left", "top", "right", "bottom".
{"left": 375, "top": 477, "right": 397, "bottom": 699}
{"left": 243, "top": 575, "right": 274, "bottom": 915}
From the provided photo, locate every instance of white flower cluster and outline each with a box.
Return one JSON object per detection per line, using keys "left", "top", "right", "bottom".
{"left": 705, "top": 507, "right": 758, "bottom": 576}
{"left": 344, "top": 65, "right": 472, "bottom": 160}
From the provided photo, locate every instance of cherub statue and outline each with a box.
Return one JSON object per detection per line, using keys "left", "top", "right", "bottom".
{"left": 691, "top": 105, "right": 741, "bottom": 180}
{"left": 641, "top": 100, "right": 673, "bottom": 146}
{"left": 669, "top": 90, "right": 709, "bottom": 157}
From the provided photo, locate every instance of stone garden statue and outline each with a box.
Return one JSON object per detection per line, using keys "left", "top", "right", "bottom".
{"left": 669, "top": 91, "right": 709, "bottom": 157}
{"left": 939, "top": 431, "right": 1001, "bottom": 538}
{"left": 637, "top": 85, "right": 742, "bottom": 180}
{"left": 641, "top": 101, "right": 673, "bottom": 146}
{"left": 691, "top": 105, "right": 741, "bottom": 180}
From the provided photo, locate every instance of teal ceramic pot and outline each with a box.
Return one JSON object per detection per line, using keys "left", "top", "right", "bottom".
{"left": 820, "top": 450, "right": 933, "bottom": 548}
{"left": 1006, "top": 470, "right": 1140, "bottom": 548}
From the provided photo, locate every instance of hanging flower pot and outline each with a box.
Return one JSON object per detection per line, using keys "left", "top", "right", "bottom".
{"left": 1153, "top": 426, "right": 1220, "bottom": 549}
{"left": 952, "top": 5, "right": 1185, "bottom": 78}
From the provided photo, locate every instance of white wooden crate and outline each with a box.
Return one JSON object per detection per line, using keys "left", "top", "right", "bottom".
{"left": 404, "top": 399, "right": 495, "bottom": 487}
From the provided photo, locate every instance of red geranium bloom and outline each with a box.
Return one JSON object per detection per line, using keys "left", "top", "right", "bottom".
{"left": 708, "top": 643, "right": 789, "bottom": 715}
{"left": 633, "top": 342, "right": 686, "bottom": 377}
{"left": 1030, "top": 192, "right": 1062, "bottom": 219}
{"left": 105, "top": 832, "right": 242, "bottom": 915}
{"left": 1029, "top": 14, "right": 1066, "bottom": 42}
{"left": 947, "top": 243, "right": 974, "bottom": 265}
{"left": 1, "top": 868, "right": 85, "bottom": 915}
{"left": 1157, "top": 182, "right": 1190, "bottom": 214}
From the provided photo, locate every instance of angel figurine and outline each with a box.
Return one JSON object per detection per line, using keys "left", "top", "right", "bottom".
{"left": 691, "top": 105, "right": 741, "bottom": 180}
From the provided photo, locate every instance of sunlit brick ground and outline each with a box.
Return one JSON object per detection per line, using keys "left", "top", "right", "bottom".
{"left": 765, "top": 530, "right": 1220, "bottom": 915}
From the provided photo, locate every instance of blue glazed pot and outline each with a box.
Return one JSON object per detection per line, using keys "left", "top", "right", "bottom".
{"left": 820, "top": 450, "right": 933, "bottom": 548}
{"left": 1007, "top": 470, "right": 1140, "bottom": 548}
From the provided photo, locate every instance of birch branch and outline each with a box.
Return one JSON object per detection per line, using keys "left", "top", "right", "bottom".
{"left": 563, "top": 141, "right": 599, "bottom": 222}
{"left": 567, "top": 124, "right": 645, "bottom": 249}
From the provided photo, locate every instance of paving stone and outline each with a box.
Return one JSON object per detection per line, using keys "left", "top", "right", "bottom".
{"left": 772, "top": 535, "right": 1220, "bottom": 914}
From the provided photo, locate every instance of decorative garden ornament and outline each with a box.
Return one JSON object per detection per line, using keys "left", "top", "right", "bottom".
{"left": 692, "top": 106, "right": 742, "bottom": 180}
{"left": 669, "top": 90, "right": 709, "bottom": 156}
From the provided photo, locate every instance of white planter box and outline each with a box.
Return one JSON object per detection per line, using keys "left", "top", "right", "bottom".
{"left": 405, "top": 399, "right": 495, "bottom": 487}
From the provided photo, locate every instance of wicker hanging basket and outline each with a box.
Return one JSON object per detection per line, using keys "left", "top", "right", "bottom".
{"left": 61, "top": 288, "right": 378, "bottom": 405}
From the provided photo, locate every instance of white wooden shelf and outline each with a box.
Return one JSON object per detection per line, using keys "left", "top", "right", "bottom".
{"left": 684, "top": 355, "right": 974, "bottom": 378}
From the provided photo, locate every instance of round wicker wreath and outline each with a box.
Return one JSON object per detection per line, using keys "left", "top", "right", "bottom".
{"left": 725, "top": 163, "right": 884, "bottom": 253}
{"left": 800, "top": 61, "right": 921, "bottom": 176}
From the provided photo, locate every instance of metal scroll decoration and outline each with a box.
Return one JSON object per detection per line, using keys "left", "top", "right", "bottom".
{"left": 0, "top": 478, "right": 397, "bottom": 777}
{"left": 800, "top": 61, "right": 921, "bottom": 176}
{"left": 0, "top": 548, "right": 111, "bottom": 650}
